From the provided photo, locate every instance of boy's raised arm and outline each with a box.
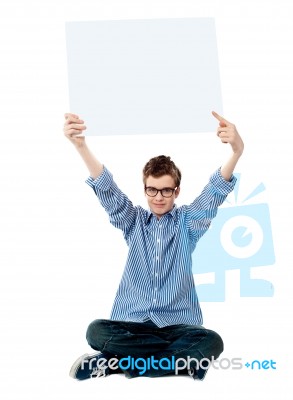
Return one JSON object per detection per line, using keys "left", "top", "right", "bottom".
{"left": 212, "top": 111, "right": 244, "bottom": 181}
{"left": 63, "top": 113, "right": 103, "bottom": 180}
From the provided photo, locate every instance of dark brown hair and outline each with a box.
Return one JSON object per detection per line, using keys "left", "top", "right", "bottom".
{"left": 142, "top": 155, "right": 181, "bottom": 187}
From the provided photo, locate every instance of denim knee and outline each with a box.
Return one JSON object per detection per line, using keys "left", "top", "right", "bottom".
{"left": 207, "top": 329, "right": 224, "bottom": 358}
{"left": 86, "top": 319, "right": 109, "bottom": 350}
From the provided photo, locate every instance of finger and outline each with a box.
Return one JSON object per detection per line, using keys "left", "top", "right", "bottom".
{"left": 212, "top": 111, "right": 230, "bottom": 125}
{"left": 217, "top": 130, "right": 230, "bottom": 140}
{"left": 64, "top": 112, "right": 79, "bottom": 119}
{"left": 219, "top": 130, "right": 232, "bottom": 139}
{"left": 65, "top": 112, "right": 78, "bottom": 120}
{"left": 64, "top": 117, "right": 81, "bottom": 126}
{"left": 217, "top": 133, "right": 230, "bottom": 143}
{"left": 64, "top": 116, "right": 85, "bottom": 127}
{"left": 217, "top": 126, "right": 228, "bottom": 134}
{"left": 65, "top": 128, "right": 86, "bottom": 137}
{"left": 65, "top": 123, "right": 86, "bottom": 130}
{"left": 64, "top": 125, "right": 87, "bottom": 135}
{"left": 217, "top": 129, "right": 230, "bottom": 138}
{"left": 64, "top": 113, "right": 83, "bottom": 124}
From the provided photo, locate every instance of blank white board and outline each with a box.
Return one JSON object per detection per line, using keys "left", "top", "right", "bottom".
{"left": 66, "top": 18, "right": 222, "bottom": 135}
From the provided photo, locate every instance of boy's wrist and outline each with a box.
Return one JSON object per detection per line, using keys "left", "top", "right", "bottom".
{"left": 232, "top": 147, "right": 243, "bottom": 158}
{"left": 74, "top": 140, "right": 87, "bottom": 151}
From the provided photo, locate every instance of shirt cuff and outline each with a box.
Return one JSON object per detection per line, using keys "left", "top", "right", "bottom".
{"left": 210, "top": 167, "right": 237, "bottom": 195}
{"left": 85, "top": 166, "right": 113, "bottom": 191}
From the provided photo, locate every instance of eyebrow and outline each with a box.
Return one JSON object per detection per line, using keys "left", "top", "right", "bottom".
{"left": 145, "top": 186, "right": 175, "bottom": 189}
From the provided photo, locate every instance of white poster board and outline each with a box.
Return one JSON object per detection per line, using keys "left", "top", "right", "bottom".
{"left": 65, "top": 18, "right": 222, "bottom": 135}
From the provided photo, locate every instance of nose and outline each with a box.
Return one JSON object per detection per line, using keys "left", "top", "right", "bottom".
{"left": 155, "top": 191, "right": 164, "bottom": 200}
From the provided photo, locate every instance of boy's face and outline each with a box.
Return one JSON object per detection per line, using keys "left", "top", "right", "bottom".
{"left": 145, "top": 175, "right": 180, "bottom": 219}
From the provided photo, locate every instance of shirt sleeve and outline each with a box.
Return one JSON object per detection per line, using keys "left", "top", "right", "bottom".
{"left": 85, "top": 166, "right": 137, "bottom": 238}
{"left": 186, "top": 168, "right": 237, "bottom": 242}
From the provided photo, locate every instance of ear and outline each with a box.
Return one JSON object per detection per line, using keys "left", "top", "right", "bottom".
{"left": 175, "top": 187, "right": 180, "bottom": 198}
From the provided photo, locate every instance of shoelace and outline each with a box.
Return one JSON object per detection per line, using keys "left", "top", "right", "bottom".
{"left": 188, "top": 368, "right": 197, "bottom": 378}
{"left": 90, "top": 368, "right": 107, "bottom": 378}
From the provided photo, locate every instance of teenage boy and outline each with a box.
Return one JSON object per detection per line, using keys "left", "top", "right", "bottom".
{"left": 63, "top": 111, "right": 244, "bottom": 380}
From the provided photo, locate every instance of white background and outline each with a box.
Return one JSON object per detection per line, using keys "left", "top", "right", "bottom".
{"left": 0, "top": 0, "right": 292, "bottom": 399}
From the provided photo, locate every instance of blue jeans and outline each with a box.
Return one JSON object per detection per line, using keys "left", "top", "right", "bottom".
{"left": 86, "top": 319, "right": 223, "bottom": 379}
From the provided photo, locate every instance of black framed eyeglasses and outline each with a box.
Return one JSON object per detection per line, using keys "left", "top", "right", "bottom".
{"left": 144, "top": 186, "right": 177, "bottom": 198}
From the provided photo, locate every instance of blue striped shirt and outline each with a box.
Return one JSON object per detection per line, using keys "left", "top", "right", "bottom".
{"left": 86, "top": 167, "right": 236, "bottom": 328}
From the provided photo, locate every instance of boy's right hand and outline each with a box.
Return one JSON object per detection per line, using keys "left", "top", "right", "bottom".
{"left": 63, "top": 113, "right": 87, "bottom": 147}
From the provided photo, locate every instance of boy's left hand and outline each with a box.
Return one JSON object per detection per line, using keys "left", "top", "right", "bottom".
{"left": 212, "top": 111, "right": 244, "bottom": 156}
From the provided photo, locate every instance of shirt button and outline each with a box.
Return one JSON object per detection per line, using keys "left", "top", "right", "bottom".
{"left": 157, "top": 239, "right": 160, "bottom": 243}
{"left": 155, "top": 273, "right": 158, "bottom": 277}
{"left": 153, "top": 299, "right": 157, "bottom": 303}
{"left": 154, "top": 287, "right": 158, "bottom": 291}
